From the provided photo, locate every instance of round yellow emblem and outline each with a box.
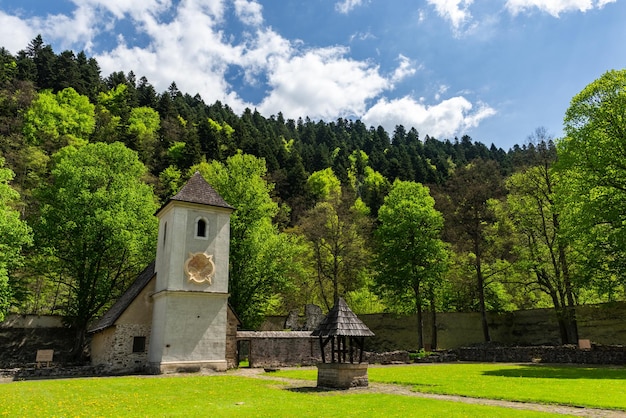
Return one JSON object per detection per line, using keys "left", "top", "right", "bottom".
{"left": 184, "top": 252, "right": 215, "bottom": 285}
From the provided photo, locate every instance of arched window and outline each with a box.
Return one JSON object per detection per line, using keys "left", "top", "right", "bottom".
{"left": 195, "top": 217, "right": 208, "bottom": 239}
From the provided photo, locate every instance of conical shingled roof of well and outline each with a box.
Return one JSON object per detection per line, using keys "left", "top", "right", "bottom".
{"left": 156, "top": 171, "right": 234, "bottom": 215}
{"left": 311, "top": 297, "right": 374, "bottom": 337}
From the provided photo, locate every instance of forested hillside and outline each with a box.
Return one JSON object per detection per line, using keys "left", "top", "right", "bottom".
{"left": 1, "top": 36, "right": 624, "bottom": 351}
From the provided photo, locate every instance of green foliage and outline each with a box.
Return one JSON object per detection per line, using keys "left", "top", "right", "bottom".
{"left": 35, "top": 142, "right": 158, "bottom": 347}
{"left": 306, "top": 167, "right": 341, "bottom": 202}
{"left": 441, "top": 158, "right": 505, "bottom": 341}
{"left": 22, "top": 87, "right": 95, "bottom": 147}
{"left": 167, "top": 141, "right": 186, "bottom": 164}
{"left": 128, "top": 106, "right": 160, "bottom": 164}
{"left": 376, "top": 180, "right": 448, "bottom": 302}
{"left": 0, "top": 158, "right": 32, "bottom": 320}
{"left": 375, "top": 180, "right": 448, "bottom": 347}
{"left": 158, "top": 165, "right": 182, "bottom": 201}
{"left": 97, "top": 84, "right": 131, "bottom": 120}
{"left": 8, "top": 36, "right": 626, "bottom": 323}
{"left": 297, "top": 186, "right": 372, "bottom": 310}
{"left": 559, "top": 69, "right": 626, "bottom": 291}
{"left": 193, "top": 153, "right": 304, "bottom": 327}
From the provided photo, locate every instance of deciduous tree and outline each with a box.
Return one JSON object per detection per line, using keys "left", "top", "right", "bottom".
{"left": 0, "top": 158, "right": 32, "bottom": 320}
{"left": 505, "top": 135, "right": 579, "bottom": 344}
{"left": 558, "top": 69, "right": 626, "bottom": 291}
{"left": 375, "top": 180, "right": 448, "bottom": 349}
{"left": 35, "top": 142, "right": 158, "bottom": 356}
{"left": 193, "top": 153, "right": 306, "bottom": 327}
{"left": 441, "top": 158, "right": 504, "bottom": 342}
{"left": 297, "top": 184, "right": 371, "bottom": 310}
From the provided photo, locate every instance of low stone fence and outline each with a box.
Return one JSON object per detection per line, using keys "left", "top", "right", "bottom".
{"left": 0, "top": 365, "right": 110, "bottom": 381}
{"left": 236, "top": 331, "right": 414, "bottom": 368}
{"left": 363, "top": 350, "right": 410, "bottom": 364}
{"left": 456, "top": 344, "right": 626, "bottom": 365}
{"left": 236, "top": 331, "right": 320, "bottom": 368}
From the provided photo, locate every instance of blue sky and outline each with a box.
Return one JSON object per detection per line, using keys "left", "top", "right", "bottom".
{"left": 0, "top": 0, "right": 624, "bottom": 150}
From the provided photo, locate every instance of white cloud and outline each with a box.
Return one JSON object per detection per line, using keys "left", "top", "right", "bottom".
{"left": 427, "top": 0, "right": 474, "bottom": 30}
{"left": 234, "top": 0, "right": 263, "bottom": 26}
{"left": 0, "top": 0, "right": 496, "bottom": 139}
{"left": 69, "top": 0, "right": 176, "bottom": 20}
{"left": 95, "top": 1, "right": 247, "bottom": 109}
{"left": 258, "top": 46, "right": 389, "bottom": 120}
{"left": 390, "top": 54, "right": 417, "bottom": 85}
{"left": 505, "top": 0, "right": 617, "bottom": 16}
{"left": 0, "top": 12, "right": 35, "bottom": 53}
{"left": 362, "top": 96, "right": 496, "bottom": 139}
{"left": 435, "top": 84, "right": 449, "bottom": 101}
{"left": 335, "top": 0, "right": 366, "bottom": 14}
{"left": 35, "top": 6, "right": 98, "bottom": 50}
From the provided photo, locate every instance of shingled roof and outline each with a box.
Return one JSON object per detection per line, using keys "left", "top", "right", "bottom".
{"left": 88, "top": 261, "right": 156, "bottom": 334}
{"left": 156, "top": 171, "right": 234, "bottom": 215}
{"left": 311, "top": 298, "right": 374, "bottom": 338}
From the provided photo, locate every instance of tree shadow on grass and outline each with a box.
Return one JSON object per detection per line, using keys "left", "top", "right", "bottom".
{"left": 286, "top": 386, "right": 370, "bottom": 394}
{"left": 482, "top": 364, "right": 626, "bottom": 380}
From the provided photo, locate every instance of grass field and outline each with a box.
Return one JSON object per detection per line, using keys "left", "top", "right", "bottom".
{"left": 273, "top": 363, "right": 626, "bottom": 411}
{"left": 1, "top": 363, "right": 624, "bottom": 417}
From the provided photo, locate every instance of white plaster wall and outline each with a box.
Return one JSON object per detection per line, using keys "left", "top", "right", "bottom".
{"left": 155, "top": 203, "right": 230, "bottom": 294}
{"left": 149, "top": 291, "right": 228, "bottom": 364}
{"left": 150, "top": 199, "right": 231, "bottom": 370}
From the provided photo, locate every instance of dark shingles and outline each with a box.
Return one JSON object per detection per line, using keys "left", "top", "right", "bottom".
{"left": 311, "top": 297, "right": 374, "bottom": 337}
{"left": 156, "top": 171, "right": 234, "bottom": 215}
{"left": 88, "top": 261, "right": 155, "bottom": 334}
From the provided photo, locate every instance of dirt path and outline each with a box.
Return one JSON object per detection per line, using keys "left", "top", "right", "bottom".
{"left": 230, "top": 367, "right": 626, "bottom": 417}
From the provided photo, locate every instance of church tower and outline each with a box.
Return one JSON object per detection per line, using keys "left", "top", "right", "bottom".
{"left": 148, "top": 172, "right": 234, "bottom": 373}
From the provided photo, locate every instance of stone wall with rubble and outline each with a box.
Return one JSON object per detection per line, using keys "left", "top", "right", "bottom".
{"left": 236, "top": 331, "right": 321, "bottom": 367}
{"left": 0, "top": 315, "right": 74, "bottom": 367}
{"left": 91, "top": 324, "right": 152, "bottom": 373}
{"left": 263, "top": 302, "right": 626, "bottom": 352}
{"left": 225, "top": 307, "right": 240, "bottom": 368}
{"left": 456, "top": 344, "right": 626, "bottom": 364}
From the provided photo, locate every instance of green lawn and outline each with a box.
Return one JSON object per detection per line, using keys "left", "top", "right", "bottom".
{"left": 272, "top": 363, "right": 626, "bottom": 411}
{"left": 1, "top": 373, "right": 558, "bottom": 417}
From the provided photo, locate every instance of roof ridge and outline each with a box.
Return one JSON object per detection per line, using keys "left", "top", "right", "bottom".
{"left": 156, "top": 172, "right": 234, "bottom": 215}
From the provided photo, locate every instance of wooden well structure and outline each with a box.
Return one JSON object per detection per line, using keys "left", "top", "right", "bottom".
{"left": 312, "top": 297, "right": 374, "bottom": 388}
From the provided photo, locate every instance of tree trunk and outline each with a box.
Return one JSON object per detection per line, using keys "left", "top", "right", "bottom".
{"left": 414, "top": 284, "right": 424, "bottom": 350}
{"left": 429, "top": 290, "right": 437, "bottom": 350}
{"left": 559, "top": 242, "right": 579, "bottom": 344}
{"left": 71, "top": 324, "right": 87, "bottom": 361}
{"left": 476, "top": 252, "right": 491, "bottom": 342}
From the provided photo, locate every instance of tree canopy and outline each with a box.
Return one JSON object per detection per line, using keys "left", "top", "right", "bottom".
{"left": 375, "top": 179, "right": 448, "bottom": 349}
{"left": 0, "top": 158, "right": 32, "bottom": 321}
{"left": 35, "top": 142, "right": 158, "bottom": 353}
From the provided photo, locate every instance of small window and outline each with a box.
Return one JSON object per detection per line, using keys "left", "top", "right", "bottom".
{"left": 132, "top": 336, "right": 146, "bottom": 353}
{"left": 195, "top": 217, "right": 209, "bottom": 239}
{"left": 163, "top": 222, "right": 167, "bottom": 245}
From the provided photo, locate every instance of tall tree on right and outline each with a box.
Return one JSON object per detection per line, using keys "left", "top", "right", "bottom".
{"left": 505, "top": 133, "right": 579, "bottom": 344}
{"left": 441, "top": 158, "right": 505, "bottom": 342}
{"left": 558, "top": 69, "right": 626, "bottom": 298}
